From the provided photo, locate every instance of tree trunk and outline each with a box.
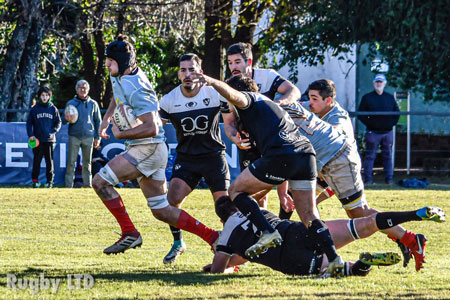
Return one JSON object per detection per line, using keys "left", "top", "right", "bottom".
{"left": 10, "top": 1, "right": 46, "bottom": 121}
{"left": 203, "top": 0, "right": 231, "bottom": 80}
{"left": 0, "top": 6, "right": 32, "bottom": 121}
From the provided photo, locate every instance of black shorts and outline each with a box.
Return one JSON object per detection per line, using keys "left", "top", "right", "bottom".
{"left": 279, "top": 223, "right": 323, "bottom": 275}
{"left": 238, "top": 148, "right": 261, "bottom": 171}
{"left": 172, "top": 151, "right": 230, "bottom": 192}
{"left": 248, "top": 153, "right": 317, "bottom": 185}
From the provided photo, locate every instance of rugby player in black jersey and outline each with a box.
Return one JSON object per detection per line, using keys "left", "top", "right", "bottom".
{"left": 191, "top": 73, "right": 345, "bottom": 277}
{"left": 204, "top": 197, "right": 445, "bottom": 276}
{"left": 224, "top": 42, "right": 301, "bottom": 219}
{"left": 158, "top": 54, "right": 230, "bottom": 264}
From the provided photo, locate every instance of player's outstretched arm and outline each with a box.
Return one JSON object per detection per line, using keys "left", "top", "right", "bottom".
{"left": 192, "top": 73, "right": 248, "bottom": 108}
{"left": 275, "top": 81, "right": 301, "bottom": 106}
{"left": 111, "top": 111, "right": 159, "bottom": 140}
{"left": 222, "top": 112, "right": 251, "bottom": 150}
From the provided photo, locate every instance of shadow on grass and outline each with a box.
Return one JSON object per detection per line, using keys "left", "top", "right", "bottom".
{"left": 0, "top": 267, "right": 258, "bottom": 287}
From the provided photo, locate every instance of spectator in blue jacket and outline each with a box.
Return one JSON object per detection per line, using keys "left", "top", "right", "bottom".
{"left": 64, "top": 80, "right": 102, "bottom": 188}
{"left": 358, "top": 74, "right": 400, "bottom": 184}
{"left": 26, "top": 86, "right": 61, "bottom": 188}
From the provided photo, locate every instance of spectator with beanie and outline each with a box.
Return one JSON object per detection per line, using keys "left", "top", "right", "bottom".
{"left": 64, "top": 79, "right": 102, "bottom": 188}
{"left": 26, "top": 86, "right": 61, "bottom": 188}
{"left": 358, "top": 74, "right": 400, "bottom": 184}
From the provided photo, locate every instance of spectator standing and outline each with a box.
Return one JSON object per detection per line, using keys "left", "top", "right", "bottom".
{"left": 64, "top": 80, "right": 102, "bottom": 188}
{"left": 26, "top": 86, "right": 61, "bottom": 188}
{"left": 358, "top": 74, "right": 400, "bottom": 184}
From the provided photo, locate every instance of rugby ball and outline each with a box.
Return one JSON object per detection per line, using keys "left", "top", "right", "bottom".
{"left": 65, "top": 105, "right": 78, "bottom": 123}
{"left": 112, "top": 104, "right": 142, "bottom": 131}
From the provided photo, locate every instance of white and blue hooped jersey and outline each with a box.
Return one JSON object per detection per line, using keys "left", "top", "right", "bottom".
{"left": 159, "top": 85, "right": 225, "bottom": 156}
{"left": 110, "top": 68, "right": 165, "bottom": 146}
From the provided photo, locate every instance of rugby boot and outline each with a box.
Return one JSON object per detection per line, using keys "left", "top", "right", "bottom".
{"left": 163, "top": 240, "right": 186, "bottom": 264}
{"left": 323, "top": 256, "right": 345, "bottom": 278}
{"left": 359, "top": 252, "right": 401, "bottom": 266}
{"left": 416, "top": 206, "right": 446, "bottom": 223}
{"left": 245, "top": 230, "right": 282, "bottom": 259}
{"left": 104, "top": 229, "right": 142, "bottom": 255}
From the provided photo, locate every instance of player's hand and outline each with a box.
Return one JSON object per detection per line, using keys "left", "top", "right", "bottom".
{"left": 202, "top": 264, "right": 212, "bottom": 273}
{"left": 279, "top": 192, "right": 295, "bottom": 213}
{"left": 93, "top": 139, "right": 101, "bottom": 148}
{"left": 111, "top": 123, "right": 124, "bottom": 139}
{"left": 230, "top": 132, "right": 251, "bottom": 150}
{"left": 99, "top": 120, "right": 110, "bottom": 139}
{"left": 191, "top": 72, "right": 210, "bottom": 87}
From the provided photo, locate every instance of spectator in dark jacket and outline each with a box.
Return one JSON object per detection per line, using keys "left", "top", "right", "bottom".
{"left": 26, "top": 86, "right": 62, "bottom": 188}
{"left": 358, "top": 74, "right": 400, "bottom": 184}
{"left": 63, "top": 79, "right": 102, "bottom": 188}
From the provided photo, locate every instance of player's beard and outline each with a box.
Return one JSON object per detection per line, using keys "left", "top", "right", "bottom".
{"left": 183, "top": 80, "right": 195, "bottom": 91}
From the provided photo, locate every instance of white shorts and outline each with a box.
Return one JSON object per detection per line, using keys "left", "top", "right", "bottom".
{"left": 121, "top": 143, "right": 168, "bottom": 181}
{"left": 320, "top": 142, "right": 367, "bottom": 209}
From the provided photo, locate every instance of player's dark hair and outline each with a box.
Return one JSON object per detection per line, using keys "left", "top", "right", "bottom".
{"left": 307, "top": 79, "right": 336, "bottom": 103}
{"left": 37, "top": 86, "right": 52, "bottom": 98}
{"left": 215, "top": 196, "right": 238, "bottom": 222}
{"left": 226, "top": 74, "right": 258, "bottom": 92}
{"left": 179, "top": 53, "right": 202, "bottom": 68}
{"left": 226, "top": 42, "right": 253, "bottom": 62}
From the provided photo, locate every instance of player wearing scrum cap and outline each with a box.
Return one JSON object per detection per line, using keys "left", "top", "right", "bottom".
{"left": 158, "top": 53, "right": 231, "bottom": 265}
{"left": 94, "top": 35, "right": 218, "bottom": 255}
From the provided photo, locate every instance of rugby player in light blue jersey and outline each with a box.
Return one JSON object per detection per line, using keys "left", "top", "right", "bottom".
{"left": 93, "top": 36, "right": 218, "bottom": 256}
{"left": 307, "top": 79, "right": 427, "bottom": 271}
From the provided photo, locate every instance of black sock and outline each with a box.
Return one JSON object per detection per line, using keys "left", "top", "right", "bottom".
{"left": 309, "top": 219, "right": 338, "bottom": 261}
{"left": 351, "top": 260, "right": 372, "bottom": 276}
{"left": 375, "top": 211, "right": 421, "bottom": 230}
{"left": 169, "top": 225, "right": 182, "bottom": 241}
{"left": 233, "top": 193, "right": 275, "bottom": 233}
{"left": 279, "top": 205, "right": 293, "bottom": 220}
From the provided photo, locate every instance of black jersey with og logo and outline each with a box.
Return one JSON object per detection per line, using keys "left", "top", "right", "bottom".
{"left": 159, "top": 85, "right": 226, "bottom": 156}
{"left": 226, "top": 92, "right": 314, "bottom": 157}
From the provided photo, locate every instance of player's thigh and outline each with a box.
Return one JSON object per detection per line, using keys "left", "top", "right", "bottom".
{"left": 229, "top": 168, "right": 274, "bottom": 199}
{"left": 167, "top": 177, "right": 193, "bottom": 206}
{"left": 140, "top": 177, "right": 167, "bottom": 199}
{"left": 203, "top": 151, "right": 230, "bottom": 193}
{"left": 321, "top": 144, "right": 364, "bottom": 201}
{"left": 324, "top": 219, "right": 354, "bottom": 249}
{"left": 101, "top": 154, "right": 142, "bottom": 183}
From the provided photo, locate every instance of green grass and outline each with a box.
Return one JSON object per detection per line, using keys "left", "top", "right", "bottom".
{"left": 0, "top": 187, "right": 449, "bottom": 300}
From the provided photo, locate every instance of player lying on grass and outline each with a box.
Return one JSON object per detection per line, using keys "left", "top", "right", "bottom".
{"left": 204, "top": 196, "right": 445, "bottom": 277}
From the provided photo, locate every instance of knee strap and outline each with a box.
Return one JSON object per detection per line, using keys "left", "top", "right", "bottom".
{"left": 147, "top": 194, "right": 169, "bottom": 210}
{"left": 98, "top": 165, "right": 120, "bottom": 186}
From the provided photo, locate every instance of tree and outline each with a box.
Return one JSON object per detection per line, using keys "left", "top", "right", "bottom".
{"left": 269, "top": 0, "right": 450, "bottom": 102}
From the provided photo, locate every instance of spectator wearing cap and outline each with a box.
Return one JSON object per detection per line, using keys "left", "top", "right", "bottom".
{"left": 63, "top": 79, "right": 102, "bottom": 188}
{"left": 358, "top": 74, "right": 400, "bottom": 184}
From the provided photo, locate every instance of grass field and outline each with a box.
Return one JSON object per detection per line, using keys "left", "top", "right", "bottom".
{"left": 0, "top": 187, "right": 449, "bottom": 300}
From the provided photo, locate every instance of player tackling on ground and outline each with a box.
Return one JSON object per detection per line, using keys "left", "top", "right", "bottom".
{"left": 94, "top": 35, "right": 218, "bottom": 255}
{"left": 205, "top": 196, "right": 445, "bottom": 276}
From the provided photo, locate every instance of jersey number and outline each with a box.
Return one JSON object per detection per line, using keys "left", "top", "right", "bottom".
{"left": 241, "top": 220, "right": 258, "bottom": 233}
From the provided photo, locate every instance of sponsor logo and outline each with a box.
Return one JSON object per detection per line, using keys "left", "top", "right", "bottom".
{"left": 185, "top": 101, "right": 198, "bottom": 108}
{"left": 180, "top": 115, "right": 209, "bottom": 133}
{"left": 264, "top": 173, "right": 285, "bottom": 181}
{"left": 174, "top": 104, "right": 181, "bottom": 107}
{"left": 174, "top": 164, "right": 181, "bottom": 170}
